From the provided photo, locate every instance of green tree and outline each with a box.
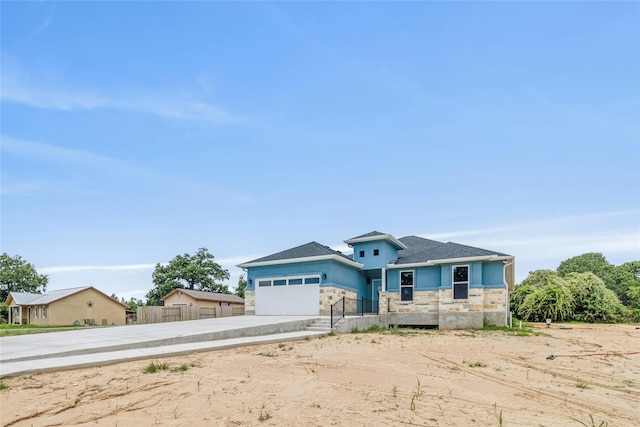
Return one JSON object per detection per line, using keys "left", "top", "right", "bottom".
{"left": 508, "top": 270, "right": 559, "bottom": 315}
{"left": 146, "top": 248, "right": 230, "bottom": 305}
{"left": 235, "top": 274, "right": 247, "bottom": 299}
{"left": 616, "top": 261, "right": 640, "bottom": 307}
{"left": 111, "top": 293, "right": 145, "bottom": 311}
{"left": 564, "top": 272, "right": 627, "bottom": 322}
{"left": 0, "top": 302, "right": 7, "bottom": 323}
{"left": 514, "top": 270, "right": 574, "bottom": 322}
{"left": 627, "top": 285, "right": 640, "bottom": 309}
{"left": 557, "top": 252, "right": 623, "bottom": 297}
{"left": 0, "top": 253, "right": 48, "bottom": 302}
{"left": 122, "top": 297, "right": 144, "bottom": 312}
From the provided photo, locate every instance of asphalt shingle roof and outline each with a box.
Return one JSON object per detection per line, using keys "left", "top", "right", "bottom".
{"left": 244, "top": 241, "right": 351, "bottom": 264}
{"left": 346, "top": 231, "right": 386, "bottom": 240}
{"left": 6, "top": 286, "right": 128, "bottom": 307}
{"left": 241, "top": 234, "right": 511, "bottom": 268}
{"left": 394, "top": 236, "right": 510, "bottom": 265}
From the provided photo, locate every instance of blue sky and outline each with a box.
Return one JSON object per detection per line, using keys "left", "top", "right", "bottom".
{"left": 2, "top": 2, "right": 638, "bottom": 301}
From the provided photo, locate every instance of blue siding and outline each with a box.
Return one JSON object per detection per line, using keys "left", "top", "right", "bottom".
{"left": 417, "top": 266, "right": 440, "bottom": 290}
{"left": 352, "top": 240, "right": 398, "bottom": 269}
{"left": 326, "top": 261, "right": 365, "bottom": 293}
{"left": 471, "top": 261, "right": 482, "bottom": 288}
{"left": 482, "top": 261, "right": 506, "bottom": 288}
{"left": 246, "top": 259, "right": 364, "bottom": 293}
{"left": 387, "top": 261, "right": 506, "bottom": 291}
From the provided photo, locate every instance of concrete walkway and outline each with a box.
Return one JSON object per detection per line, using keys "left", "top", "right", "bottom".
{"left": 0, "top": 316, "right": 331, "bottom": 377}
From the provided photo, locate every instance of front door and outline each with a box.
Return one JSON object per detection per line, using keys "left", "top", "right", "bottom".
{"left": 370, "top": 279, "right": 381, "bottom": 313}
{"left": 371, "top": 280, "right": 381, "bottom": 302}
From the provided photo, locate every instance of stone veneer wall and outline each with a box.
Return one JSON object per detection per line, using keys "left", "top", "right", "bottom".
{"left": 380, "top": 288, "right": 507, "bottom": 329}
{"left": 244, "top": 290, "right": 255, "bottom": 315}
{"left": 319, "top": 287, "right": 357, "bottom": 316}
{"left": 380, "top": 290, "right": 440, "bottom": 313}
{"left": 482, "top": 288, "right": 507, "bottom": 326}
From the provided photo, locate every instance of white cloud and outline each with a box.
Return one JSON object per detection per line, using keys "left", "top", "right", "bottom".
{"left": 422, "top": 209, "right": 640, "bottom": 242}
{"left": 1, "top": 67, "right": 243, "bottom": 125}
{"left": 40, "top": 264, "right": 157, "bottom": 274}
{"left": 2, "top": 135, "right": 130, "bottom": 168}
{"left": 421, "top": 211, "right": 639, "bottom": 282}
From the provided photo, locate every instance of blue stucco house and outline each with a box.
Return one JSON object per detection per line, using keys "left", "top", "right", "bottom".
{"left": 238, "top": 231, "right": 515, "bottom": 329}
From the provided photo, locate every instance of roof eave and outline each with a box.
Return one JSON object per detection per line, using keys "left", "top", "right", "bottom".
{"left": 238, "top": 254, "right": 364, "bottom": 269}
{"left": 387, "top": 255, "right": 513, "bottom": 269}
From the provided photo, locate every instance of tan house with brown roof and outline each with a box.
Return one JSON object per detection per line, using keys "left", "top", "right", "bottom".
{"left": 5, "top": 286, "right": 128, "bottom": 326}
{"left": 161, "top": 289, "right": 244, "bottom": 308}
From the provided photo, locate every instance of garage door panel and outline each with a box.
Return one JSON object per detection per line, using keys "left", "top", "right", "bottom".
{"left": 255, "top": 284, "right": 319, "bottom": 315}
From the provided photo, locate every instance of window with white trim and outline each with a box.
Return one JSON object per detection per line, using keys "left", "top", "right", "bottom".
{"left": 34, "top": 306, "right": 38, "bottom": 318}
{"left": 453, "top": 265, "right": 469, "bottom": 299}
{"left": 400, "top": 270, "right": 414, "bottom": 302}
{"left": 256, "top": 275, "right": 321, "bottom": 287}
{"left": 42, "top": 305, "right": 47, "bottom": 319}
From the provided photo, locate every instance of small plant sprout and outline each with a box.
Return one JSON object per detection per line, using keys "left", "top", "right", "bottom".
{"left": 410, "top": 377, "right": 425, "bottom": 410}
{"left": 258, "top": 410, "right": 272, "bottom": 421}
{"left": 491, "top": 403, "right": 504, "bottom": 426}
{"left": 573, "top": 415, "right": 608, "bottom": 427}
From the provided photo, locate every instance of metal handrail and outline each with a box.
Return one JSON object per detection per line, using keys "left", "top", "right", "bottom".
{"left": 331, "top": 296, "right": 379, "bottom": 326}
{"left": 330, "top": 297, "right": 345, "bottom": 327}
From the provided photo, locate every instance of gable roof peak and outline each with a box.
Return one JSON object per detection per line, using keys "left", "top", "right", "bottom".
{"left": 344, "top": 231, "right": 407, "bottom": 250}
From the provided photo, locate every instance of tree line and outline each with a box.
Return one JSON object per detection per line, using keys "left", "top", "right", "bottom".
{"left": 511, "top": 253, "right": 640, "bottom": 323}
{"left": 1, "top": 250, "right": 638, "bottom": 322}
{"left": 0, "top": 248, "right": 247, "bottom": 318}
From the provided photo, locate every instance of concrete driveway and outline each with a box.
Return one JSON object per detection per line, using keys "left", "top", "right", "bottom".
{"left": 0, "top": 315, "right": 330, "bottom": 377}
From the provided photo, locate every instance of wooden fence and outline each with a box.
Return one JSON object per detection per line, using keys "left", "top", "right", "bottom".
{"left": 137, "top": 305, "right": 245, "bottom": 325}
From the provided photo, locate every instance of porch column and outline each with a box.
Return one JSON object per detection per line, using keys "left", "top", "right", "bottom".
{"left": 19, "top": 306, "right": 23, "bottom": 325}
{"left": 7, "top": 306, "right": 11, "bottom": 324}
{"left": 381, "top": 268, "right": 386, "bottom": 292}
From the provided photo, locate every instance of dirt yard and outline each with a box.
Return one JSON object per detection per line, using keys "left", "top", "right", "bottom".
{"left": 1, "top": 323, "right": 638, "bottom": 427}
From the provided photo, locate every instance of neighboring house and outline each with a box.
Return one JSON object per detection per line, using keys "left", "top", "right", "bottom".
{"left": 161, "top": 289, "right": 244, "bottom": 308}
{"left": 238, "top": 231, "right": 515, "bottom": 329}
{"left": 5, "top": 286, "right": 128, "bottom": 326}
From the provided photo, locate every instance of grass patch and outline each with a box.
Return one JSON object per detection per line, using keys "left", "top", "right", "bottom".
{"left": 171, "top": 364, "right": 189, "bottom": 372}
{"left": 143, "top": 361, "right": 170, "bottom": 373}
{"left": 351, "top": 324, "right": 382, "bottom": 334}
{"left": 576, "top": 381, "right": 589, "bottom": 390}
{"left": 257, "top": 350, "right": 278, "bottom": 357}
{"left": 0, "top": 380, "right": 8, "bottom": 391}
{"left": 468, "top": 361, "right": 488, "bottom": 368}
{"left": 277, "top": 343, "right": 294, "bottom": 351}
{"left": 0, "top": 324, "right": 86, "bottom": 337}
{"left": 481, "top": 324, "right": 536, "bottom": 336}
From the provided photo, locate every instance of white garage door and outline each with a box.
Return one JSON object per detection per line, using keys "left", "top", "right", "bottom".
{"left": 255, "top": 277, "right": 320, "bottom": 315}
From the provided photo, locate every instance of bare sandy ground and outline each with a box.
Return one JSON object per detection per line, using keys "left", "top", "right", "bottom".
{"left": 1, "top": 323, "right": 639, "bottom": 427}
